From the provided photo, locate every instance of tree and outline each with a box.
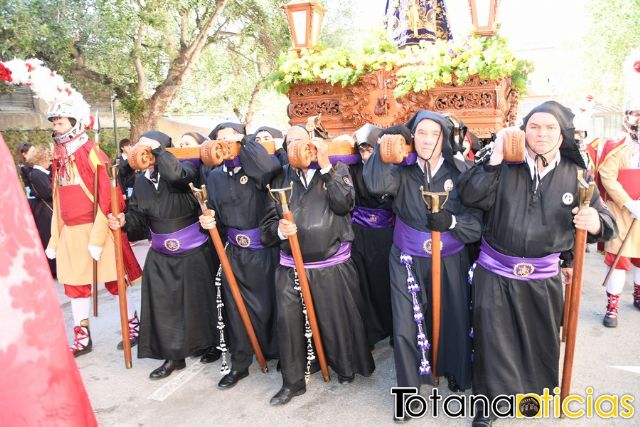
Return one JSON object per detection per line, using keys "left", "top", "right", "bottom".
{"left": 170, "top": 0, "right": 291, "bottom": 127}
{"left": 583, "top": 0, "right": 640, "bottom": 106}
{"left": 1, "top": 0, "right": 230, "bottom": 140}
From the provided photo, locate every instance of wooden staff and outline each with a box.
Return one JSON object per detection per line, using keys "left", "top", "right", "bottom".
{"left": 107, "top": 163, "right": 132, "bottom": 369}
{"left": 600, "top": 218, "right": 638, "bottom": 287}
{"left": 189, "top": 183, "right": 268, "bottom": 373}
{"left": 561, "top": 277, "right": 571, "bottom": 343}
{"left": 561, "top": 171, "right": 595, "bottom": 409}
{"left": 420, "top": 180, "right": 453, "bottom": 386}
{"left": 268, "top": 184, "right": 331, "bottom": 382}
{"left": 92, "top": 165, "right": 99, "bottom": 317}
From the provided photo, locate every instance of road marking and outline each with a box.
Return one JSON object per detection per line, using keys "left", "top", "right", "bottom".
{"left": 610, "top": 366, "right": 640, "bottom": 374}
{"left": 147, "top": 362, "right": 207, "bottom": 401}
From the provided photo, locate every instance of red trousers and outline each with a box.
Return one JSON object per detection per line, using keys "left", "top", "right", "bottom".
{"left": 604, "top": 252, "right": 640, "bottom": 271}
{"left": 64, "top": 281, "right": 119, "bottom": 298}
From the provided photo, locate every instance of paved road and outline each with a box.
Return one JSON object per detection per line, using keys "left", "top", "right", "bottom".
{"left": 58, "top": 243, "right": 639, "bottom": 426}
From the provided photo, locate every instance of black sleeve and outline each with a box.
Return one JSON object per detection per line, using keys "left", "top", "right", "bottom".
{"left": 259, "top": 176, "right": 283, "bottom": 247}
{"left": 239, "top": 138, "right": 282, "bottom": 190}
{"left": 586, "top": 186, "right": 618, "bottom": 243}
{"left": 458, "top": 162, "right": 502, "bottom": 211}
{"left": 122, "top": 180, "right": 149, "bottom": 239}
{"left": 152, "top": 146, "right": 198, "bottom": 190}
{"left": 320, "top": 162, "right": 355, "bottom": 216}
{"left": 362, "top": 144, "right": 401, "bottom": 197}
{"left": 451, "top": 205, "right": 483, "bottom": 245}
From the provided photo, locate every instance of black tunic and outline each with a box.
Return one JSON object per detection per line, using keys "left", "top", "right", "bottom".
{"left": 28, "top": 167, "right": 56, "bottom": 277}
{"left": 205, "top": 140, "right": 281, "bottom": 371}
{"left": 261, "top": 162, "right": 375, "bottom": 387}
{"left": 364, "top": 149, "right": 482, "bottom": 390}
{"left": 123, "top": 147, "right": 219, "bottom": 360}
{"left": 458, "top": 158, "right": 616, "bottom": 399}
{"left": 349, "top": 161, "right": 394, "bottom": 346}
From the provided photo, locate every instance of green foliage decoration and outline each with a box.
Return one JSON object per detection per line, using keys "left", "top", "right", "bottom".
{"left": 270, "top": 32, "right": 532, "bottom": 98}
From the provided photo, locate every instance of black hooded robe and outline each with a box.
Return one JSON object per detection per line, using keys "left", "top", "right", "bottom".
{"left": 124, "top": 143, "right": 219, "bottom": 361}
{"left": 261, "top": 162, "right": 375, "bottom": 387}
{"left": 349, "top": 160, "right": 394, "bottom": 346}
{"left": 457, "top": 101, "right": 617, "bottom": 399}
{"left": 205, "top": 138, "right": 281, "bottom": 371}
{"left": 364, "top": 149, "right": 481, "bottom": 391}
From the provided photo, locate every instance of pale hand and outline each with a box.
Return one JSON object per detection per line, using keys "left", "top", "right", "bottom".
{"left": 278, "top": 218, "right": 297, "bottom": 237}
{"left": 199, "top": 212, "right": 216, "bottom": 230}
{"left": 88, "top": 244, "right": 102, "bottom": 261}
{"left": 489, "top": 128, "right": 507, "bottom": 165}
{"left": 624, "top": 200, "right": 640, "bottom": 219}
{"left": 136, "top": 138, "right": 161, "bottom": 150}
{"left": 107, "top": 212, "right": 125, "bottom": 230}
{"left": 562, "top": 268, "right": 573, "bottom": 285}
{"left": 45, "top": 248, "right": 56, "bottom": 259}
{"left": 311, "top": 137, "right": 330, "bottom": 169}
{"left": 572, "top": 207, "right": 601, "bottom": 234}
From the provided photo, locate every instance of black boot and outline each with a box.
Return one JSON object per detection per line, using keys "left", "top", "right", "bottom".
{"left": 200, "top": 346, "right": 222, "bottom": 364}
{"left": 447, "top": 375, "right": 465, "bottom": 392}
{"left": 472, "top": 403, "right": 494, "bottom": 427}
{"left": 269, "top": 382, "right": 306, "bottom": 405}
{"left": 149, "top": 359, "right": 186, "bottom": 380}
{"left": 217, "top": 369, "right": 249, "bottom": 389}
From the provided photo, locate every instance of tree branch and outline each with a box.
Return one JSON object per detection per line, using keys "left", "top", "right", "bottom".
{"left": 132, "top": 22, "right": 147, "bottom": 94}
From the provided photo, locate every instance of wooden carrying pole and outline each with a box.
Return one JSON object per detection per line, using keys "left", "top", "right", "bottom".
{"left": 189, "top": 184, "right": 268, "bottom": 373}
{"left": 600, "top": 218, "right": 638, "bottom": 287}
{"left": 108, "top": 164, "right": 132, "bottom": 369}
{"left": 429, "top": 195, "right": 442, "bottom": 386}
{"left": 92, "top": 166, "right": 99, "bottom": 317}
{"left": 273, "top": 187, "right": 330, "bottom": 382}
{"left": 561, "top": 172, "right": 595, "bottom": 408}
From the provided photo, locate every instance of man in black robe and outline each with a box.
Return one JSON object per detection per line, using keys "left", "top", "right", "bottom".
{"left": 364, "top": 112, "right": 481, "bottom": 421}
{"left": 349, "top": 124, "right": 394, "bottom": 347}
{"left": 261, "top": 126, "right": 375, "bottom": 405}
{"left": 457, "top": 101, "right": 617, "bottom": 426}
{"left": 108, "top": 130, "right": 220, "bottom": 379}
{"left": 198, "top": 132, "right": 281, "bottom": 389}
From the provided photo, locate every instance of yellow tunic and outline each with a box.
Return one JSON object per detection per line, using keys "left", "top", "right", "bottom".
{"left": 47, "top": 151, "right": 118, "bottom": 285}
{"left": 599, "top": 139, "right": 640, "bottom": 257}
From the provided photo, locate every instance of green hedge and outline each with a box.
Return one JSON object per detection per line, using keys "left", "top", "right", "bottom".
{"left": 3, "top": 128, "right": 129, "bottom": 163}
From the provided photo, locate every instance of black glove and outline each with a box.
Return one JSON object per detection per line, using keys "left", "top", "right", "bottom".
{"left": 427, "top": 210, "right": 453, "bottom": 232}
{"left": 378, "top": 124, "right": 412, "bottom": 145}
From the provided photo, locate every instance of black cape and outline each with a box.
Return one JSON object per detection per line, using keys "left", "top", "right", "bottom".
{"left": 261, "top": 162, "right": 375, "bottom": 386}
{"left": 124, "top": 147, "right": 220, "bottom": 360}
{"left": 349, "top": 161, "right": 394, "bottom": 346}
{"left": 364, "top": 146, "right": 482, "bottom": 390}
{"left": 205, "top": 138, "right": 281, "bottom": 370}
{"left": 458, "top": 158, "right": 616, "bottom": 399}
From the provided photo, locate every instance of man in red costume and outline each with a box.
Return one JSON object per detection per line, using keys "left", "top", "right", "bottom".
{"left": 44, "top": 100, "right": 142, "bottom": 356}
{"left": 598, "top": 49, "right": 640, "bottom": 327}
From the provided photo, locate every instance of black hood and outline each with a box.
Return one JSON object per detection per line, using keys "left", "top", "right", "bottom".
{"left": 254, "top": 126, "right": 284, "bottom": 139}
{"left": 180, "top": 131, "right": 207, "bottom": 145}
{"left": 208, "top": 122, "right": 246, "bottom": 140}
{"left": 140, "top": 130, "right": 171, "bottom": 148}
{"left": 405, "top": 109, "right": 458, "bottom": 165}
{"left": 520, "top": 100, "right": 585, "bottom": 168}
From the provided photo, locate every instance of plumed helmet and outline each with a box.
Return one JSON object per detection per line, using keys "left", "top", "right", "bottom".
{"left": 47, "top": 100, "right": 87, "bottom": 144}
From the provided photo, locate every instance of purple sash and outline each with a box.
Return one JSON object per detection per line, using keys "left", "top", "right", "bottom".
{"left": 477, "top": 239, "right": 560, "bottom": 281}
{"left": 280, "top": 242, "right": 352, "bottom": 270}
{"left": 393, "top": 217, "right": 465, "bottom": 258}
{"left": 352, "top": 206, "right": 393, "bottom": 228}
{"left": 396, "top": 152, "right": 417, "bottom": 167}
{"left": 150, "top": 222, "right": 208, "bottom": 255}
{"left": 223, "top": 157, "right": 242, "bottom": 168}
{"left": 227, "top": 227, "right": 264, "bottom": 250}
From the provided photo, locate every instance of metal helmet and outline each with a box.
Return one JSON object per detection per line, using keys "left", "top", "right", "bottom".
{"left": 47, "top": 100, "right": 87, "bottom": 144}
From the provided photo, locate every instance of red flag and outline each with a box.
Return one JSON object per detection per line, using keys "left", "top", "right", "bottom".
{"left": 0, "top": 134, "right": 97, "bottom": 426}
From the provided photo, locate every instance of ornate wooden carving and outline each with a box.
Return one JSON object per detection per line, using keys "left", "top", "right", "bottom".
{"left": 287, "top": 68, "right": 518, "bottom": 139}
